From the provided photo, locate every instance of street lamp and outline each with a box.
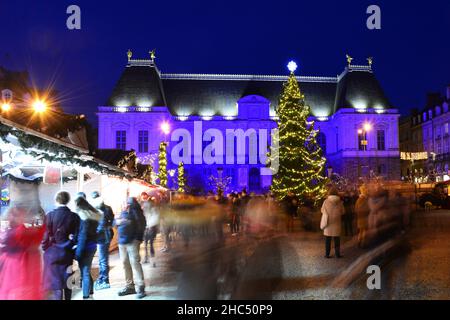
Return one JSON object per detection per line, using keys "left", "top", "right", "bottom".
{"left": 32, "top": 100, "right": 47, "bottom": 113}
{"left": 161, "top": 122, "right": 170, "bottom": 135}
{"left": 1, "top": 103, "right": 11, "bottom": 112}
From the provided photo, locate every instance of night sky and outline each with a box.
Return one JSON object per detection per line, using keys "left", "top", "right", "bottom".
{"left": 1, "top": 0, "right": 450, "bottom": 124}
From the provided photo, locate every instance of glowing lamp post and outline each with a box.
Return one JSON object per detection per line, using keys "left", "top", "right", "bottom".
{"left": 32, "top": 100, "right": 47, "bottom": 113}
{"left": 161, "top": 122, "right": 170, "bottom": 136}
{"left": 1, "top": 103, "right": 11, "bottom": 112}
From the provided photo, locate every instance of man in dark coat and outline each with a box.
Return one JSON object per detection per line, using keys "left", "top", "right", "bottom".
{"left": 42, "top": 191, "right": 80, "bottom": 300}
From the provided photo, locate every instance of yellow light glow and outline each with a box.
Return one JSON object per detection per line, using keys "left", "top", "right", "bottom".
{"left": 1, "top": 103, "right": 11, "bottom": 111}
{"left": 161, "top": 122, "right": 170, "bottom": 135}
{"left": 32, "top": 100, "right": 47, "bottom": 112}
{"left": 363, "top": 123, "right": 372, "bottom": 132}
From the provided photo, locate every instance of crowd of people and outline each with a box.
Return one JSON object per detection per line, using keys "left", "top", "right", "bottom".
{"left": 0, "top": 183, "right": 411, "bottom": 300}
{"left": 320, "top": 183, "right": 411, "bottom": 258}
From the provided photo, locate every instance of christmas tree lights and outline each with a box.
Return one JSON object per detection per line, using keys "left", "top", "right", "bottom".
{"left": 269, "top": 63, "right": 327, "bottom": 202}
{"left": 158, "top": 142, "right": 168, "bottom": 188}
{"left": 177, "top": 162, "right": 185, "bottom": 193}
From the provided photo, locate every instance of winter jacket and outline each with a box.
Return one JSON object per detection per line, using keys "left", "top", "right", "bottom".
{"left": 42, "top": 206, "right": 80, "bottom": 290}
{"left": 116, "top": 204, "right": 146, "bottom": 245}
{"left": 92, "top": 198, "right": 115, "bottom": 244}
{"left": 75, "top": 208, "right": 102, "bottom": 260}
{"left": 320, "top": 195, "right": 344, "bottom": 237}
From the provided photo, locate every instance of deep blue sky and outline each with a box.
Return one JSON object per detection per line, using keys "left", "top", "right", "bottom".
{"left": 1, "top": 0, "right": 450, "bottom": 124}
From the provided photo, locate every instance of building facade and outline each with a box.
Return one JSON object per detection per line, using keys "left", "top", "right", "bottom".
{"left": 97, "top": 53, "right": 400, "bottom": 193}
{"left": 401, "top": 89, "right": 450, "bottom": 182}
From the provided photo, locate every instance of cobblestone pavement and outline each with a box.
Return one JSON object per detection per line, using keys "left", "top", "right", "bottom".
{"left": 347, "top": 209, "right": 450, "bottom": 300}
{"left": 72, "top": 230, "right": 272, "bottom": 300}
{"left": 72, "top": 211, "right": 450, "bottom": 300}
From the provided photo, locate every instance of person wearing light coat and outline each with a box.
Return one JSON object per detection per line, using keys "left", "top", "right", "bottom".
{"left": 320, "top": 187, "right": 345, "bottom": 258}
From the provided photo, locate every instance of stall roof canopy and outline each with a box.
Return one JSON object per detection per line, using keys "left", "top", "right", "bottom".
{"left": 0, "top": 116, "right": 134, "bottom": 180}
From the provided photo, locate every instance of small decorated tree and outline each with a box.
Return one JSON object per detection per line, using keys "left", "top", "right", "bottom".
{"left": 177, "top": 162, "right": 186, "bottom": 193}
{"left": 158, "top": 142, "right": 168, "bottom": 188}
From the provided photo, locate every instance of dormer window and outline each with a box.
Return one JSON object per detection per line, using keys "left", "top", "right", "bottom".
{"left": 1, "top": 89, "right": 13, "bottom": 102}
{"left": 429, "top": 110, "right": 433, "bottom": 120}
{"left": 436, "top": 106, "right": 441, "bottom": 116}
{"left": 423, "top": 112, "right": 427, "bottom": 121}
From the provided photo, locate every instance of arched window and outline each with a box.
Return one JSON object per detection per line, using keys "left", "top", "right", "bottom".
{"left": 317, "top": 132, "right": 327, "bottom": 154}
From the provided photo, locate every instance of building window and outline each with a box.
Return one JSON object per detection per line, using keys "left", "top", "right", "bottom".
{"left": 445, "top": 123, "right": 449, "bottom": 135}
{"left": 358, "top": 130, "right": 368, "bottom": 151}
{"left": 116, "top": 130, "right": 126, "bottom": 150}
{"left": 317, "top": 132, "right": 327, "bottom": 154}
{"left": 138, "top": 130, "right": 149, "bottom": 153}
{"left": 437, "top": 141, "right": 442, "bottom": 154}
{"left": 423, "top": 112, "right": 427, "bottom": 121}
{"left": 377, "top": 164, "right": 386, "bottom": 176}
{"left": 436, "top": 106, "right": 441, "bottom": 116}
{"left": 429, "top": 110, "right": 433, "bottom": 120}
{"left": 377, "top": 130, "right": 385, "bottom": 151}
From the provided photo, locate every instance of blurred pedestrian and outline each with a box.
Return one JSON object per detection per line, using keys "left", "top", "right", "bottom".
{"left": 115, "top": 197, "right": 147, "bottom": 299}
{"left": 42, "top": 191, "right": 80, "bottom": 300}
{"left": 342, "top": 191, "right": 355, "bottom": 236}
{"left": 320, "top": 187, "right": 344, "bottom": 258}
{"left": 74, "top": 195, "right": 103, "bottom": 299}
{"left": 230, "top": 193, "right": 241, "bottom": 235}
{"left": 355, "top": 185, "right": 370, "bottom": 248}
{"left": 143, "top": 196, "right": 159, "bottom": 263}
{"left": 283, "top": 192, "right": 298, "bottom": 232}
{"left": 0, "top": 206, "right": 45, "bottom": 300}
{"left": 91, "top": 191, "right": 115, "bottom": 290}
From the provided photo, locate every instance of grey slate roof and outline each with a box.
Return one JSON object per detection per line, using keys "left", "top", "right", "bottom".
{"left": 107, "top": 63, "right": 167, "bottom": 107}
{"left": 106, "top": 60, "right": 392, "bottom": 117}
{"left": 334, "top": 68, "right": 390, "bottom": 110}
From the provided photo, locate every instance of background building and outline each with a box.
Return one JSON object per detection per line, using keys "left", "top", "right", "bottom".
{"left": 402, "top": 89, "right": 450, "bottom": 182}
{"left": 97, "top": 53, "right": 401, "bottom": 193}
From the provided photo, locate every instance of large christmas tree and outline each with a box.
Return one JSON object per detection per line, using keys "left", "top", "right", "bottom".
{"left": 269, "top": 61, "right": 326, "bottom": 201}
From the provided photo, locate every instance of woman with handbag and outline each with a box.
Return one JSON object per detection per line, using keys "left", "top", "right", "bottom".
{"left": 320, "top": 187, "right": 345, "bottom": 258}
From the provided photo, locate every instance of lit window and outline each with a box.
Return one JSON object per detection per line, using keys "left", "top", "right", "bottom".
{"left": 429, "top": 110, "right": 433, "bottom": 119}
{"left": 358, "top": 131, "right": 367, "bottom": 151}
{"left": 423, "top": 112, "right": 427, "bottom": 121}
{"left": 377, "top": 130, "right": 385, "bottom": 151}
{"left": 116, "top": 131, "right": 126, "bottom": 150}
{"left": 445, "top": 123, "right": 449, "bottom": 135}
{"left": 138, "top": 130, "right": 149, "bottom": 153}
